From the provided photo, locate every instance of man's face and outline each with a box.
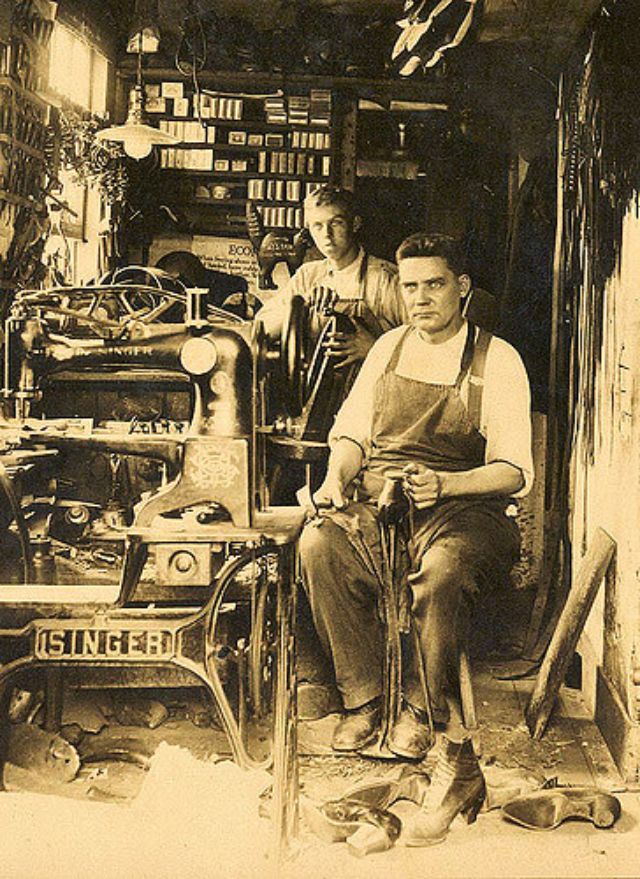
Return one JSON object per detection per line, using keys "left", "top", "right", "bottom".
{"left": 305, "top": 202, "right": 358, "bottom": 263}
{"left": 399, "top": 256, "right": 470, "bottom": 339}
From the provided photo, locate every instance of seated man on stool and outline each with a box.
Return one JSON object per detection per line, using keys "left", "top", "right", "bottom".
{"left": 299, "top": 232, "right": 533, "bottom": 845}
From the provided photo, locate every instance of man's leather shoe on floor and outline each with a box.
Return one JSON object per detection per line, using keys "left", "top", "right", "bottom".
{"left": 501, "top": 787, "right": 621, "bottom": 831}
{"left": 332, "top": 698, "right": 381, "bottom": 752}
{"left": 402, "top": 735, "right": 486, "bottom": 846}
{"left": 387, "top": 701, "right": 434, "bottom": 760}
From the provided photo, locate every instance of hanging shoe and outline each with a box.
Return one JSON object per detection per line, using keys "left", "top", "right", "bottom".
{"left": 401, "top": 735, "right": 486, "bottom": 846}
{"left": 387, "top": 700, "right": 434, "bottom": 760}
{"left": 501, "top": 787, "right": 621, "bottom": 831}
{"left": 332, "top": 698, "right": 381, "bottom": 752}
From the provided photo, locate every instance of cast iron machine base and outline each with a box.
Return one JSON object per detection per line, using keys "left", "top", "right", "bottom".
{"left": 0, "top": 507, "right": 304, "bottom": 862}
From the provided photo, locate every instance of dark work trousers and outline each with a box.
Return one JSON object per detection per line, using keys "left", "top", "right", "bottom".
{"left": 299, "top": 322, "right": 523, "bottom": 716}
{"left": 300, "top": 498, "right": 519, "bottom": 713}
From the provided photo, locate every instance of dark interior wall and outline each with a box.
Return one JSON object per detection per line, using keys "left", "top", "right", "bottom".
{"left": 357, "top": 140, "right": 511, "bottom": 297}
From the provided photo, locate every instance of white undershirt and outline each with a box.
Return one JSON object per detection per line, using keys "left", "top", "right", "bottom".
{"left": 322, "top": 247, "right": 366, "bottom": 300}
{"left": 330, "top": 321, "right": 534, "bottom": 496}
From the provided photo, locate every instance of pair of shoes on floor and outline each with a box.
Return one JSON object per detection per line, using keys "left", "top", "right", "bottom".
{"left": 332, "top": 698, "right": 433, "bottom": 759}
{"left": 402, "top": 735, "right": 486, "bottom": 847}
{"left": 326, "top": 765, "right": 432, "bottom": 814}
{"left": 501, "top": 786, "right": 621, "bottom": 831}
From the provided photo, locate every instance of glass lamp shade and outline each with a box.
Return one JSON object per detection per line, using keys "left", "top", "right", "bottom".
{"left": 96, "top": 85, "right": 178, "bottom": 160}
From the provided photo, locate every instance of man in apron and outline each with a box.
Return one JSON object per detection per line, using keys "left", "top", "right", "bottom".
{"left": 299, "top": 232, "right": 533, "bottom": 845}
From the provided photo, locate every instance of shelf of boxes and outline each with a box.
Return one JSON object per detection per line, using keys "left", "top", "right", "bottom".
{"left": 149, "top": 80, "right": 337, "bottom": 234}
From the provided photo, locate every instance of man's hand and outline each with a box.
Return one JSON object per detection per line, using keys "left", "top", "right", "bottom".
{"left": 401, "top": 463, "right": 442, "bottom": 510}
{"left": 309, "top": 285, "right": 338, "bottom": 314}
{"left": 313, "top": 475, "right": 348, "bottom": 511}
{"left": 322, "top": 323, "right": 376, "bottom": 369}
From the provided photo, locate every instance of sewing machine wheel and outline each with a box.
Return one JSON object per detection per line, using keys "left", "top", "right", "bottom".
{"left": 279, "top": 294, "right": 308, "bottom": 417}
{"left": 252, "top": 316, "right": 269, "bottom": 382}
{"left": 249, "top": 571, "right": 275, "bottom": 717}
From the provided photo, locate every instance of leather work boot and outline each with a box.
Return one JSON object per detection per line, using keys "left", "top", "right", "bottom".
{"left": 401, "top": 735, "right": 486, "bottom": 846}
{"left": 387, "top": 701, "right": 434, "bottom": 760}
{"left": 501, "top": 787, "right": 622, "bottom": 831}
{"left": 332, "top": 699, "right": 382, "bottom": 752}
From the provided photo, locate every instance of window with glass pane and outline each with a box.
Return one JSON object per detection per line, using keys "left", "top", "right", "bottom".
{"left": 49, "top": 23, "right": 109, "bottom": 115}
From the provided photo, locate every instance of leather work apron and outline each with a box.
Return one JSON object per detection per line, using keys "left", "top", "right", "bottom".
{"left": 330, "top": 322, "right": 520, "bottom": 598}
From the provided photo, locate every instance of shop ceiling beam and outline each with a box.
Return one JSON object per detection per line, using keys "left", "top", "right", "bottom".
{"left": 115, "top": 59, "right": 453, "bottom": 104}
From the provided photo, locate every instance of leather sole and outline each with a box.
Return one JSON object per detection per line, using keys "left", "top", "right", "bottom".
{"left": 501, "top": 787, "right": 621, "bottom": 831}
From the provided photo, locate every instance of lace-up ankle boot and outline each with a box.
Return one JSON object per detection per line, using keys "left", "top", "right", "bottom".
{"left": 402, "top": 735, "right": 486, "bottom": 846}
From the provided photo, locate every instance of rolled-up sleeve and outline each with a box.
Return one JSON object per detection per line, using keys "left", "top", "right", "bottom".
{"left": 480, "top": 338, "right": 534, "bottom": 497}
{"left": 328, "top": 328, "right": 401, "bottom": 454}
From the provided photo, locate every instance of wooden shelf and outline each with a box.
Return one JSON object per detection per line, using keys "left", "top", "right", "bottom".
{"left": 139, "top": 72, "right": 341, "bottom": 238}
{"left": 153, "top": 116, "right": 331, "bottom": 132}
{"left": 193, "top": 197, "right": 247, "bottom": 206}
{"left": 0, "top": 133, "right": 45, "bottom": 160}
{"left": 167, "top": 141, "right": 331, "bottom": 154}
{"left": 165, "top": 170, "right": 329, "bottom": 181}
{"left": 0, "top": 75, "right": 48, "bottom": 110}
{"left": 117, "top": 62, "right": 452, "bottom": 104}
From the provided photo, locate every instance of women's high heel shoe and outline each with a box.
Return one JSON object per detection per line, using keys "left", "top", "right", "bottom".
{"left": 401, "top": 735, "right": 486, "bottom": 847}
{"left": 501, "top": 787, "right": 621, "bottom": 831}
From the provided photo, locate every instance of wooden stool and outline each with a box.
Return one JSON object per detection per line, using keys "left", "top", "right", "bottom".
{"left": 459, "top": 642, "right": 477, "bottom": 732}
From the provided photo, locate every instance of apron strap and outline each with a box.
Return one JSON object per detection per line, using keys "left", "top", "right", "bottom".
{"left": 454, "top": 322, "right": 477, "bottom": 389}
{"left": 387, "top": 325, "right": 413, "bottom": 372}
{"left": 467, "top": 327, "right": 492, "bottom": 431}
{"left": 358, "top": 251, "right": 369, "bottom": 291}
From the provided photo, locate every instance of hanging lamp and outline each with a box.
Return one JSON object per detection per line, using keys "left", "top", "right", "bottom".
{"left": 97, "top": 32, "right": 178, "bottom": 161}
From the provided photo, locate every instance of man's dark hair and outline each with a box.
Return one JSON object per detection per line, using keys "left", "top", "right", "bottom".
{"left": 396, "top": 233, "right": 468, "bottom": 276}
{"left": 303, "top": 184, "right": 357, "bottom": 222}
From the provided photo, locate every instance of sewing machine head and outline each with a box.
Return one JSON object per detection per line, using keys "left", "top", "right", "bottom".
{"left": 0, "top": 271, "right": 305, "bottom": 594}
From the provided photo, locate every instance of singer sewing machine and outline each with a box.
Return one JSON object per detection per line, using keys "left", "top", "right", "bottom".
{"left": 0, "top": 271, "right": 310, "bottom": 855}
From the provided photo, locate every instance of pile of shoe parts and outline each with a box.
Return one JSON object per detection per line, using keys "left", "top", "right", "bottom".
{"left": 301, "top": 742, "right": 622, "bottom": 856}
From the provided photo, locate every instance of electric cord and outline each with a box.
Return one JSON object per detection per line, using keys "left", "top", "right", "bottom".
{"left": 175, "top": 1, "right": 207, "bottom": 128}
